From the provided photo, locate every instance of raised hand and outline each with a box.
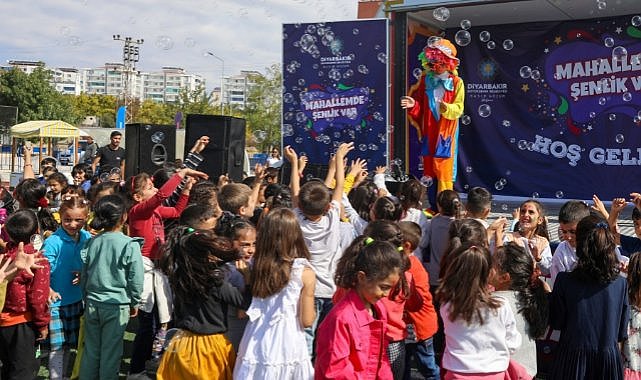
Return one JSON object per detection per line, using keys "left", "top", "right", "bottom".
{"left": 283, "top": 145, "right": 298, "bottom": 163}
{"left": 335, "top": 142, "right": 354, "bottom": 160}
{"left": 400, "top": 96, "right": 416, "bottom": 109}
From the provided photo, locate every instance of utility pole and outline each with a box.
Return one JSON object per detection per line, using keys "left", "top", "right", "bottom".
{"left": 113, "top": 35, "right": 144, "bottom": 123}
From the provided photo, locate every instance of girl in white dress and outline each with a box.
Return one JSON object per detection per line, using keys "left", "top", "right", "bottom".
{"left": 233, "top": 207, "right": 316, "bottom": 379}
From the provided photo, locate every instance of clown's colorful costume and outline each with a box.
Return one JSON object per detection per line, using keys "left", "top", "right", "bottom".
{"left": 406, "top": 39, "right": 465, "bottom": 193}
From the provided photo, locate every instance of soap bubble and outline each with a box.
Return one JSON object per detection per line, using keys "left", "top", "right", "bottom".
{"left": 498, "top": 178, "right": 507, "bottom": 186}
{"left": 433, "top": 7, "right": 450, "bottom": 22}
{"left": 597, "top": 1, "right": 606, "bottom": 10}
{"left": 427, "top": 36, "right": 442, "bottom": 47}
{"left": 598, "top": 97, "right": 607, "bottom": 105}
{"left": 519, "top": 66, "right": 532, "bottom": 78}
{"left": 412, "top": 68, "right": 423, "bottom": 79}
{"left": 298, "top": 78, "right": 306, "bottom": 86}
{"left": 479, "top": 31, "right": 491, "bottom": 42}
{"left": 502, "top": 39, "right": 514, "bottom": 50}
{"left": 357, "top": 144, "right": 367, "bottom": 152}
{"left": 60, "top": 26, "right": 71, "bottom": 36}
{"left": 184, "top": 38, "right": 196, "bottom": 48}
{"left": 604, "top": 37, "right": 615, "bottom": 47}
{"left": 532, "top": 192, "right": 539, "bottom": 198}
{"left": 295, "top": 112, "right": 307, "bottom": 123}
{"left": 150, "top": 131, "right": 165, "bottom": 144}
{"left": 518, "top": 140, "right": 528, "bottom": 150}
{"left": 486, "top": 41, "right": 496, "bottom": 50}
{"left": 455, "top": 30, "right": 471, "bottom": 47}
{"left": 461, "top": 115, "right": 471, "bottom": 125}
{"left": 623, "top": 92, "right": 632, "bottom": 102}
{"left": 494, "top": 181, "right": 504, "bottom": 191}
{"left": 589, "top": 111, "right": 596, "bottom": 118}
{"left": 253, "top": 130, "right": 267, "bottom": 143}
{"left": 377, "top": 53, "right": 387, "bottom": 64}
{"left": 555, "top": 191, "right": 564, "bottom": 199}
{"left": 502, "top": 120, "right": 511, "bottom": 127}
{"left": 501, "top": 204, "right": 509, "bottom": 211}
{"left": 282, "top": 124, "right": 294, "bottom": 137}
{"left": 155, "top": 35, "right": 174, "bottom": 50}
{"left": 609, "top": 113, "right": 616, "bottom": 121}
{"left": 368, "top": 144, "right": 378, "bottom": 151}
{"left": 294, "top": 137, "right": 303, "bottom": 144}
{"left": 352, "top": 28, "right": 359, "bottom": 35}
{"left": 478, "top": 104, "right": 491, "bottom": 118}
{"left": 420, "top": 176, "right": 434, "bottom": 187}
{"left": 633, "top": 15, "right": 641, "bottom": 27}
{"left": 460, "top": 19, "right": 472, "bottom": 30}
{"left": 612, "top": 46, "right": 628, "bottom": 61}
{"left": 357, "top": 65, "right": 369, "bottom": 74}
{"left": 68, "top": 36, "right": 82, "bottom": 46}
{"left": 283, "top": 93, "right": 294, "bottom": 103}
{"left": 465, "top": 166, "right": 473, "bottom": 173}
{"left": 615, "top": 134, "right": 624, "bottom": 143}
{"left": 530, "top": 70, "right": 541, "bottom": 80}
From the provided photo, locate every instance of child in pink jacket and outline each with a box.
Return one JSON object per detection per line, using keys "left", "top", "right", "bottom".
{"left": 315, "top": 237, "right": 402, "bottom": 379}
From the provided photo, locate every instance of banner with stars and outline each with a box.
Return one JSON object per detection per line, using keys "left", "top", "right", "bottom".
{"left": 282, "top": 19, "right": 389, "bottom": 168}
{"left": 421, "top": 15, "right": 641, "bottom": 200}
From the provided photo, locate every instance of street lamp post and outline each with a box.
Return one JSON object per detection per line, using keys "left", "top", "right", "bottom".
{"left": 206, "top": 51, "right": 225, "bottom": 115}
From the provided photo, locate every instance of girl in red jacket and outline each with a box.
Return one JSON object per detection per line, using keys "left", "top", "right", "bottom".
{"left": 126, "top": 167, "right": 207, "bottom": 375}
{"left": 315, "top": 237, "right": 402, "bottom": 380}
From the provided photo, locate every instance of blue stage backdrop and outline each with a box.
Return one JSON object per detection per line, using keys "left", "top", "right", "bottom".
{"left": 408, "top": 15, "right": 641, "bottom": 200}
{"left": 283, "top": 19, "right": 389, "bottom": 167}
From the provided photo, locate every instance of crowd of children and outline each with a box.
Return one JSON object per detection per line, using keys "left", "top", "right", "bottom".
{"left": 1, "top": 138, "right": 641, "bottom": 380}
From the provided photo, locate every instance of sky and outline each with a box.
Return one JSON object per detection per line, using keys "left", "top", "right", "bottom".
{"left": 0, "top": 0, "right": 359, "bottom": 90}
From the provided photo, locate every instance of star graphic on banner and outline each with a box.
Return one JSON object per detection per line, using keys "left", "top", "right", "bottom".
{"left": 588, "top": 125, "right": 593, "bottom": 130}
{"left": 615, "top": 27, "right": 623, "bottom": 34}
{"left": 554, "top": 36, "right": 562, "bottom": 44}
{"left": 544, "top": 48, "right": 549, "bottom": 53}
{"left": 521, "top": 84, "right": 530, "bottom": 92}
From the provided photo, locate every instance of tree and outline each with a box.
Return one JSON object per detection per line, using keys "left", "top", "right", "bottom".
{"left": 135, "top": 99, "right": 174, "bottom": 125}
{"left": 0, "top": 67, "right": 75, "bottom": 123}
{"left": 244, "top": 64, "right": 282, "bottom": 151}
{"left": 174, "top": 85, "right": 217, "bottom": 117}
{"left": 69, "top": 93, "right": 118, "bottom": 128}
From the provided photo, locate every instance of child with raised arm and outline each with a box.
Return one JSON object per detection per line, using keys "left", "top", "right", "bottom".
{"left": 284, "top": 142, "right": 353, "bottom": 356}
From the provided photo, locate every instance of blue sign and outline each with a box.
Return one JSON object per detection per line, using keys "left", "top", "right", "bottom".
{"left": 283, "top": 19, "right": 389, "bottom": 167}
{"left": 116, "top": 106, "right": 126, "bottom": 129}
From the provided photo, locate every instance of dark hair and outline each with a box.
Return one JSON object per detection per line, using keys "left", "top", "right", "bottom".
{"left": 466, "top": 187, "right": 492, "bottom": 216}
{"left": 251, "top": 208, "right": 310, "bottom": 298}
{"left": 127, "top": 172, "right": 152, "bottom": 201}
{"left": 558, "top": 200, "right": 590, "bottom": 224}
{"left": 47, "top": 172, "right": 69, "bottom": 188}
{"left": 59, "top": 195, "right": 90, "bottom": 217}
{"left": 42, "top": 166, "right": 58, "bottom": 178}
{"left": 72, "top": 163, "right": 93, "bottom": 181}
{"left": 440, "top": 219, "right": 488, "bottom": 280}
{"left": 110, "top": 130, "right": 122, "bottom": 138}
{"left": 215, "top": 212, "right": 255, "bottom": 239}
{"left": 335, "top": 236, "right": 402, "bottom": 289}
{"left": 40, "top": 157, "right": 57, "bottom": 168}
{"left": 188, "top": 181, "right": 219, "bottom": 207}
{"left": 218, "top": 183, "right": 252, "bottom": 215}
{"left": 179, "top": 204, "right": 218, "bottom": 229}
{"left": 298, "top": 181, "right": 331, "bottom": 217}
{"left": 398, "top": 179, "right": 425, "bottom": 211}
{"left": 5, "top": 209, "right": 39, "bottom": 243}
{"left": 398, "top": 221, "right": 421, "bottom": 251}
{"left": 371, "top": 196, "right": 402, "bottom": 221}
{"left": 90, "top": 194, "right": 126, "bottom": 231}
{"left": 347, "top": 181, "right": 378, "bottom": 221}
{"left": 152, "top": 163, "right": 178, "bottom": 189}
{"left": 363, "top": 220, "right": 409, "bottom": 300}
{"left": 628, "top": 252, "right": 641, "bottom": 309}
{"left": 264, "top": 184, "right": 292, "bottom": 210}
{"left": 494, "top": 242, "right": 549, "bottom": 337}
{"left": 14, "top": 179, "right": 58, "bottom": 233}
{"left": 437, "top": 243, "right": 501, "bottom": 324}
{"left": 161, "top": 227, "right": 238, "bottom": 301}
{"left": 574, "top": 215, "right": 619, "bottom": 284}
{"left": 88, "top": 181, "right": 121, "bottom": 204}
{"left": 437, "top": 190, "right": 462, "bottom": 218}
{"left": 515, "top": 200, "right": 550, "bottom": 240}
{"left": 632, "top": 207, "right": 641, "bottom": 221}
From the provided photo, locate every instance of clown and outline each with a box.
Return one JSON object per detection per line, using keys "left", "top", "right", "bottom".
{"left": 401, "top": 38, "right": 464, "bottom": 193}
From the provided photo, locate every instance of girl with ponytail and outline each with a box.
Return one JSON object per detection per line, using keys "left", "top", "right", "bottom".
{"left": 491, "top": 242, "right": 549, "bottom": 378}
{"left": 79, "top": 194, "right": 144, "bottom": 379}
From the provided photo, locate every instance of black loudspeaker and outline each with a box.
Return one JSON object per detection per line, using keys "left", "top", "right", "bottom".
{"left": 280, "top": 162, "right": 329, "bottom": 186}
{"left": 125, "top": 124, "right": 176, "bottom": 179}
{"left": 185, "top": 114, "right": 246, "bottom": 182}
